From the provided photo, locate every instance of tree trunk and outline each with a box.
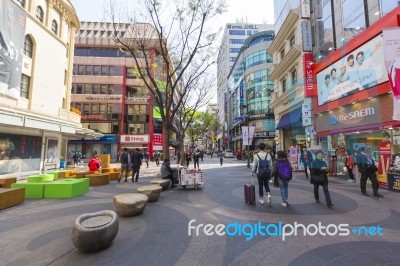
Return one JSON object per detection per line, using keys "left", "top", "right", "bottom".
{"left": 162, "top": 122, "right": 170, "bottom": 161}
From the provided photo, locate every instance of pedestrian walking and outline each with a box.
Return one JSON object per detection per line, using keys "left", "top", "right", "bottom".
{"left": 251, "top": 143, "right": 273, "bottom": 205}
{"left": 272, "top": 150, "right": 292, "bottom": 207}
{"left": 345, "top": 150, "right": 355, "bottom": 182}
{"left": 143, "top": 150, "right": 149, "bottom": 168}
{"left": 357, "top": 147, "right": 383, "bottom": 197}
{"left": 193, "top": 150, "right": 200, "bottom": 169}
{"left": 154, "top": 151, "right": 160, "bottom": 166}
{"left": 300, "top": 146, "right": 313, "bottom": 179}
{"left": 218, "top": 150, "right": 224, "bottom": 166}
{"left": 131, "top": 148, "right": 143, "bottom": 182}
{"left": 310, "top": 151, "right": 334, "bottom": 207}
{"left": 185, "top": 152, "right": 191, "bottom": 168}
{"left": 118, "top": 148, "right": 131, "bottom": 183}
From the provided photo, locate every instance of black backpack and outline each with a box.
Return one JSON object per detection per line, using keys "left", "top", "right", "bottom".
{"left": 257, "top": 154, "right": 271, "bottom": 179}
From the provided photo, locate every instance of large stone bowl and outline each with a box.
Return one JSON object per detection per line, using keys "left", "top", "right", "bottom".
{"left": 71, "top": 210, "right": 119, "bottom": 253}
{"left": 150, "top": 179, "right": 171, "bottom": 190}
{"left": 113, "top": 193, "right": 148, "bottom": 217}
{"left": 137, "top": 185, "right": 162, "bottom": 202}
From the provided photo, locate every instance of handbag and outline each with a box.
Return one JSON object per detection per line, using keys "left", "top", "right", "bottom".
{"left": 368, "top": 164, "right": 378, "bottom": 172}
{"left": 311, "top": 169, "right": 326, "bottom": 184}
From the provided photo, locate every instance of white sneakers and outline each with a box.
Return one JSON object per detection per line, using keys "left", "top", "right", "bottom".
{"left": 267, "top": 194, "right": 272, "bottom": 205}
{"left": 259, "top": 194, "right": 272, "bottom": 205}
{"left": 281, "top": 202, "right": 287, "bottom": 207}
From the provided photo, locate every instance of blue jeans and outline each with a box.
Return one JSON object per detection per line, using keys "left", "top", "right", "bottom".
{"left": 278, "top": 178, "right": 289, "bottom": 202}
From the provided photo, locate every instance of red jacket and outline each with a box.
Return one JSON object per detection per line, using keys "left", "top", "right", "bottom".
{"left": 88, "top": 158, "right": 101, "bottom": 171}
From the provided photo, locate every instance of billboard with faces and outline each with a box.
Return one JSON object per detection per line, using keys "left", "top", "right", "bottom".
{"left": 316, "top": 34, "right": 389, "bottom": 106}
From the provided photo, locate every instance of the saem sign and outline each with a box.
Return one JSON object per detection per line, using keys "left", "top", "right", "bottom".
{"left": 330, "top": 107, "right": 375, "bottom": 125}
{"left": 303, "top": 53, "right": 314, "bottom": 97}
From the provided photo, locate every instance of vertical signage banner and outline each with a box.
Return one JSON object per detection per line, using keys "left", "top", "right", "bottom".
{"left": 301, "top": 20, "right": 312, "bottom": 52}
{"left": 0, "top": 0, "right": 27, "bottom": 97}
{"left": 300, "top": 0, "right": 311, "bottom": 18}
{"left": 248, "top": 126, "right": 255, "bottom": 144}
{"left": 239, "top": 81, "right": 244, "bottom": 116}
{"left": 242, "top": 126, "right": 249, "bottom": 146}
{"left": 378, "top": 141, "right": 392, "bottom": 188}
{"left": 382, "top": 28, "right": 400, "bottom": 121}
{"left": 303, "top": 53, "right": 315, "bottom": 96}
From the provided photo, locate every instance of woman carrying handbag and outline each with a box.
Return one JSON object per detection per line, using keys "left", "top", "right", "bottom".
{"left": 310, "top": 151, "right": 334, "bottom": 208}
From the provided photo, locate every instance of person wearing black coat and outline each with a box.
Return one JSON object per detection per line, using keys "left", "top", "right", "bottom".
{"left": 310, "top": 151, "right": 334, "bottom": 207}
{"left": 357, "top": 147, "right": 383, "bottom": 197}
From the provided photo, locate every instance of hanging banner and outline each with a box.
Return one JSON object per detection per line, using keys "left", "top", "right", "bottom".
{"left": 242, "top": 126, "right": 249, "bottom": 146}
{"left": 382, "top": 28, "right": 400, "bottom": 121}
{"left": 303, "top": 53, "right": 315, "bottom": 96}
{"left": 378, "top": 141, "right": 392, "bottom": 188}
{"left": 300, "top": 0, "right": 310, "bottom": 18}
{"left": 248, "top": 126, "right": 255, "bottom": 144}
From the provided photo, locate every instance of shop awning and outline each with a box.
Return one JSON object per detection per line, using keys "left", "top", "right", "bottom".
{"left": 276, "top": 107, "right": 302, "bottom": 130}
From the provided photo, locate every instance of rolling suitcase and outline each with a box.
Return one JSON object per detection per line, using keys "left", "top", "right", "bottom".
{"left": 244, "top": 182, "right": 256, "bottom": 205}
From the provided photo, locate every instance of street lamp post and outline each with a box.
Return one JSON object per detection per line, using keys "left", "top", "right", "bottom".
{"left": 240, "top": 104, "right": 251, "bottom": 168}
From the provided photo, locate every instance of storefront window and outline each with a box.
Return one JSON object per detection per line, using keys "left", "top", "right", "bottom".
{"left": 341, "top": 0, "right": 366, "bottom": 46}
{"left": 317, "top": 0, "right": 335, "bottom": 59}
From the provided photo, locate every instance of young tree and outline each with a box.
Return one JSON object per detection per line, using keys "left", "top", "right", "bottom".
{"left": 174, "top": 74, "right": 214, "bottom": 165}
{"left": 108, "top": 0, "right": 226, "bottom": 157}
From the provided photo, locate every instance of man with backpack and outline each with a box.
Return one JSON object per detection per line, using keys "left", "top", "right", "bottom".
{"left": 272, "top": 150, "right": 292, "bottom": 207}
{"left": 251, "top": 143, "right": 273, "bottom": 205}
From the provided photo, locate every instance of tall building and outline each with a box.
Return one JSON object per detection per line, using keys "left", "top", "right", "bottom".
{"left": 0, "top": 0, "right": 82, "bottom": 177}
{"left": 227, "top": 30, "right": 275, "bottom": 152}
{"left": 69, "top": 22, "right": 167, "bottom": 162}
{"left": 217, "top": 22, "right": 273, "bottom": 149}
{"left": 272, "top": 0, "right": 400, "bottom": 185}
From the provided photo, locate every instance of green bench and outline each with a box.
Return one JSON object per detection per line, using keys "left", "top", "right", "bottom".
{"left": 11, "top": 178, "right": 89, "bottom": 199}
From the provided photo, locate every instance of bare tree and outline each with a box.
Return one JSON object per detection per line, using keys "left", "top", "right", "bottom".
{"left": 108, "top": 0, "right": 226, "bottom": 157}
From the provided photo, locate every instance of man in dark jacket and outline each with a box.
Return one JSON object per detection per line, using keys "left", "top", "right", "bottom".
{"left": 131, "top": 148, "right": 143, "bottom": 182}
{"left": 160, "top": 158, "right": 177, "bottom": 188}
{"left": 300, "top": 146, "right": 313, "bottom": 179}
{"left": 118, "top": 148, "right": 131, "bottom": 183}
{"left": 357, "top": 147, "right": 383, "bottom": 197}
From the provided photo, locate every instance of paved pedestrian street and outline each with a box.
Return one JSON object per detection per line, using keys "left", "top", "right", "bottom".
{"left": 1, "top": 157, "right": 400, "bottom": 266}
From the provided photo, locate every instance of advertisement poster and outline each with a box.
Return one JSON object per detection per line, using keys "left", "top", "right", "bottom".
{"left": 46, "top": 139, "right": 58, "bottom": 165}
{"left": 0, "top": 0, "right": 27, "bottom": 97}
{"left": 378, "top": 141, "right": 392, "bottom": 188}
{"left": 289, "top": 146, "right": 299, "bottom": 171}
{"left": 0, "top": 133, "right": 42, "bottom": 175}
{"left": 316, "top": 34, "right": 388, "bottom": 106}
{"left": 382, "top": 27, "right": 400, "bottom": 121}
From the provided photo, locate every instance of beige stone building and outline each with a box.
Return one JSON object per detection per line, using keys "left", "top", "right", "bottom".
{"left": 0, "top": 0, "right": 84, "bottom": 177}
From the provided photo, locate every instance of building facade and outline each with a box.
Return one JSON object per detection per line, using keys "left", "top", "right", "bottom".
{"left": 312, "top": 6, "right": 400, "bottom": 187}
{"left": 217, "top": 22, "right": 274, "bottom": 148}
{"left": 227, "top": 30, "right": 275, "bottom": 153}
{"left": 273, "top": 0, "right": 400, "bottom": 186}
{"left": 0, "top": 0, "right": 82, "bottom": 177}
{"left": 69, "top": 22, "right": 166, "bottom": 162}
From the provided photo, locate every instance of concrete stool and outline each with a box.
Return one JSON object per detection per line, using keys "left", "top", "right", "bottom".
{"left": 137, "top": 185, "right": 162, "bottom": 202}
{"left": 150, "top": 179, "right": 171, "bottom": 190}
{"left": 71, "top": 210, "right": 119, "bottom": 253}
{"left": 113, "top": 193, "right": 148, "bottom": 216}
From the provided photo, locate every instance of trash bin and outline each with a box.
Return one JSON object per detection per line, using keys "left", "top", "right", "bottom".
{"left": 60, "top": 161, "right": 66, "bottom": 169}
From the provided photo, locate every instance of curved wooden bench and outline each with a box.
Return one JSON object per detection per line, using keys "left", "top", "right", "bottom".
{"left": 84, "top": 173, "right": 110, "bottom": 186}
{"left": 113, "top": 193, "right": 148, "bottom": 216}
{"left": 71, "top": 210, "right": 119, "bottom": 253}
{"left": 137, "top": 185, "right": 162, "bottom": 202}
